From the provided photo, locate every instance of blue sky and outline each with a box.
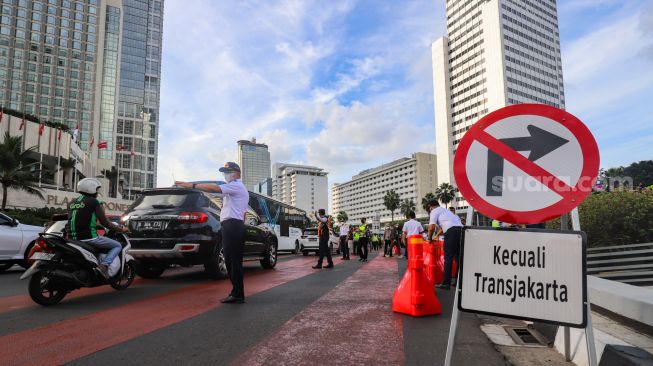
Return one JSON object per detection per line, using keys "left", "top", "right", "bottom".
{"left": 157, "top": 0, "right": 653, "bottom": 188}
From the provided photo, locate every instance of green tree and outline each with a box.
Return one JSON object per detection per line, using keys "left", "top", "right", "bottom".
{"left": 421, "top": 192, "right": 436, "bottom": 212}
{"left": 383, "top": 189, "right": 400, "bottom": 223}
{"left": 435, "top": 182, "right": 456, "bottom": 208}
{"left": 336, "top": 210, "right": 348, "bottom": 223}
{"left": 0, "top": 132, "right": 44, "bottom": 210}
{"left": 399, "top": 199, "right": 416, "bottom": 217}
{"left": 101, "top": 167, "right": 119, "bottom": 198}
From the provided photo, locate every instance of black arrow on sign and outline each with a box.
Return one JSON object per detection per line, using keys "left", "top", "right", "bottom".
{"left": 486, "top": 124, "right": 570, "bottom": 196}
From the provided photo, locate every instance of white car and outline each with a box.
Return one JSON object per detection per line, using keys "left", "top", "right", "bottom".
{"left": 0, "top": 212, "right": 43, "bottom": 272}
{"left": 299, "top": 228, "right": 340, "bottom": 256}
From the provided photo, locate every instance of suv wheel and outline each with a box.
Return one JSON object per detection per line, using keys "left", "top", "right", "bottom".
{"left": 261, "top": 242, "right": 277, "bottom": 269}
{"left": 292, "top": 240, "right": 300, "bottom": 254}
{"left": 135, "top": 262, "right": 166, "bottom": 279}
{"left": 204, "top": 242, "right": 228, "bottom": 279}
{"left": 302, "top": 250, "right": 308, "bottom": 256}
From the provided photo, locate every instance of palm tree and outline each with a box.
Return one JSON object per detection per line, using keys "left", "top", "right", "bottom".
{"left": 435, "top": 182, "right": 456, "bottom": 208}
{"left": 421, "top": 192, "right": 436, "bottom": 212}
{"left": 58, "top": 157, "right": 76, "bottom": 189}
{"left": 101, "top": 166, "right": 119, "bottom": 198}
{"left": 383, "top": 189, "right": 400, "bottom": 223}
{"left": 399, "top": 199, "right": 416, "bottom": 217}
{"left": 0, "top": 132, "right": 44, "bottom": 210}
{"left": 336, "top": 210, "right": 348, "bottom": 223}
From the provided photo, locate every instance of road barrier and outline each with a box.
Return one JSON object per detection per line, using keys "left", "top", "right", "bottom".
{"left": 586, "top": 243, "right": 653, "bottom": 285}
{"left": 392, "top": 235, "right": 441, "bottom": 316}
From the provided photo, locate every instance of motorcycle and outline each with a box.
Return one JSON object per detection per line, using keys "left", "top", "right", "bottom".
{"left": 20, "top": 229, "right": 136, "bottom": 306}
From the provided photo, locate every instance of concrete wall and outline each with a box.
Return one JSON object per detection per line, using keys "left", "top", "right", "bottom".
{"left": 3, "top": 187, "right": 132, "bottom": 216}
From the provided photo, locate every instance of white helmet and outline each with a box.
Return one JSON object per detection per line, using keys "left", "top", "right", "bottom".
{"left": 77, "top": 178, "right": 102, "bottom": 195}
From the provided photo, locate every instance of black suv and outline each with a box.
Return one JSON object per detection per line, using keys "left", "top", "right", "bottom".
{"left": 124, "top": 188, "right": 278, "bottom": 279}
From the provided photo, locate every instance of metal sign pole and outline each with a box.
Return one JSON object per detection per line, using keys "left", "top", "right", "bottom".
{"left": 444, "top": 206, "right": 474, "bottom": 366}
{"left": 571, "top": 208, "right": 598, "bottom": 366}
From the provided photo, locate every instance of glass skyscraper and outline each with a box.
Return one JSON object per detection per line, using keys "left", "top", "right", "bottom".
{"left": 114, "top": 0, "right": 163, "bottom": 196}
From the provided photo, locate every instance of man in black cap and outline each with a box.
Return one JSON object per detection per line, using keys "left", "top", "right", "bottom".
{"left": 312, "top": 208, "right": 334, "bottom": 269}
{"left": 175, "top": 161, "right": 249, "bottom": 303}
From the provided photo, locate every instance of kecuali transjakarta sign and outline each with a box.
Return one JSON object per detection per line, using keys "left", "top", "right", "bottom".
{"left": 458, "top": 227, "right": 587, "bottom": 328}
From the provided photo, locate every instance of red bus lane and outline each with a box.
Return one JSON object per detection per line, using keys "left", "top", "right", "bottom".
{"left": 0, "top": 256, "right": 319, "bottom": 366}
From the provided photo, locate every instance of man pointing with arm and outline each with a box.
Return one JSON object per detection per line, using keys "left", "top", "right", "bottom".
{"left": 175, "top": 162, "right": 249, "bottom": 304}
{"left": 427, "top": 199, "right": 463, "bottom": 290}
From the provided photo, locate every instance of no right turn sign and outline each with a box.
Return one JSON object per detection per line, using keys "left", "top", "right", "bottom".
{"left": 453, "top": 104, "right": 600, "bottom": 224}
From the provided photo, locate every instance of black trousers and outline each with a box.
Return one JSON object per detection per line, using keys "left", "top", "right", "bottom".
{"left": 442, "top": 226, "right": 463, "bottom": 286}
{"left": 339, "top": 235, "right": 349, "bottom": 259}
{"left": 359, "top": 237, "right": 369, "bottom": 260}
{"left": 222, "top": 219, "right": 245, "bottom": 298}
{"left": 384, "top": 240, "right": 393, "bottom": 256}
{"left": 317, "top": 235, "right": 333, "bottom": 266}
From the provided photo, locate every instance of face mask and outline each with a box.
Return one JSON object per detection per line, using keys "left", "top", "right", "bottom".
{"left": 223, "top": 172, "right": 237, "bottom": 183}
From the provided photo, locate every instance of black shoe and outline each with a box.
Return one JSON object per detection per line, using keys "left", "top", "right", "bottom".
{"left": 324, "top": 264, "right": 334, "bottom": 268}
{"left": 358, "top": 258, "right": 363, "bottom": 261}
{"left": 436, "top": 284, "right": 451, "bottom": 290}
{"left": 312, "top": 265, "right": 322, "bottom": 269}
{"left": 220, "top": 295, "right": 245, "bottom": 303}
{"left": 362, "top": 259, "right": 368, "bottom": 262}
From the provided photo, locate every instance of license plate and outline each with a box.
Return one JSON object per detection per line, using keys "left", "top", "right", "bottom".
{"left": 30, "top": 252, "right": 54, "bottom": 261}
{"left": 137, "top": 221, "right": 165, "bottom": 230}
{"left": 308, "top": 238, "right": 317, "bottom": 242}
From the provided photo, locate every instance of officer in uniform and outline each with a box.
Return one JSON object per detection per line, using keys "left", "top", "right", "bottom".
{"left": 427, "top": 199, "right": 464, "bottom": 290}
{"left": 313, "top": 209, "right": 334, "bottom": 269}
{"left": 358, "top": 218, "right": 370, "bottom": 262}
{"left": 176, "top": 162, "right": 249, "bottom": 303}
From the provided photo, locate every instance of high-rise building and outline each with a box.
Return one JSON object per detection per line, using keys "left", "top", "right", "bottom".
{"left": 0, "top": 0, "right": 124, "bottom": 155}
{"left": 237, "top": 138, "right": 271, "bottom": 191}
{"left": 432, "top": 0, "right": 565, "bottom": 209}
{"left": 272, "top": 163, "right": 328, "bottom": 213}
{"left": 113, "top": 0, "right": 163, "bottom": 197}
{"left": 331, "top": 152, "right": 438, "bottom": 225}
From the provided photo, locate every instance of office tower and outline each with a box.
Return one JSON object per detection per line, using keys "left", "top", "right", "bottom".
{"left": 272, "top": 163, "right": 328, "bottom": 213}
{"left": 237, "top": 138, "right": 271, "bottom": 190}
{"left": 332, "top": 152, "right": 438, "bottom": 224}
{"left": 432, "top": 0, "right": 565, "bottom": 209}
{"left": 113, "top": 0, "right": 164, "bottom": 197}
{"left": 0, "top": 0, "right": 123, "bottom": 153}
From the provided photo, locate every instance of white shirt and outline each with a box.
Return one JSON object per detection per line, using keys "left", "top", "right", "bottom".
{"left": 219, "top": 179, "right": 249, "bottom": 222}
{"left": 402, "top": 219, "right": 424, "bottom": 236}
{"left": 429, "top": 207, "right": 463, "bottom": 233}
{"left": 339, "top": 223, "right": 349, "bottom": 236}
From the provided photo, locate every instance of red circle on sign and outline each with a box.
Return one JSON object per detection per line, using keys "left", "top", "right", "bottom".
{"left": 453, "top": 104, "right": 600, "bottom": 225}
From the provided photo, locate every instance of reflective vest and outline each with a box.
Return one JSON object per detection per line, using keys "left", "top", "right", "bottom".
{"left": 358, "top": 224, "right": 367, "bottom": 239}
{"left": 492, "top": 220, "right": 501, "bottom": 228}
{"left": 318, "top": 216, "right": 331, "bottom": 237}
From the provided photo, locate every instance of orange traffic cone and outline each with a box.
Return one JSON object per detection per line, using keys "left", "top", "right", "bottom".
{"left": 424, "top": 240, "right": 438, "bottom": 285}
{"left": 392, "top": 235, "right": 441, "bottom": 316}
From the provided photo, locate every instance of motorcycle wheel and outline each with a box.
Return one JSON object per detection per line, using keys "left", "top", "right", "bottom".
{"left": 28, "top": 272, "right": 67, "bottom": 306}
{"left": 111, "top": 261, "right": 136, "bottom": 290}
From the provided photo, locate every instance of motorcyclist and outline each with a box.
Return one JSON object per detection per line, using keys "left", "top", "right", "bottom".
{"left": 67, "top": 178, "right": 128, "bottom": 278}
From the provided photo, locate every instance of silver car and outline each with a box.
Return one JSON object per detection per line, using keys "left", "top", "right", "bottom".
{"left": 299, "top": 227, "right": 339, "bottom": 256}
{"left": 0, "top": 212, "right": 43, "bottom": 272}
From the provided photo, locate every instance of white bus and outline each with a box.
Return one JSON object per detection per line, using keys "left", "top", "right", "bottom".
{"left": 248, "top": 192, "right": 309, "bottom": 253}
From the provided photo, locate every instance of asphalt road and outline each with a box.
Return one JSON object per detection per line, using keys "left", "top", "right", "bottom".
{"left": 0, "top": 252, "right": 507, "bottom": 365}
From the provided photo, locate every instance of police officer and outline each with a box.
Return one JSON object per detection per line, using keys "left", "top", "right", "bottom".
{"left": 176, "top": 162, "right": 249, "bottom": 304}
{"left": 312, "top": 209, "right": 334, "bottom": 269}
{"left": 358, "top": 218, "right": 370, "bottom": 262}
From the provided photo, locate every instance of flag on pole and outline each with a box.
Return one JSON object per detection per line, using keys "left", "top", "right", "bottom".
{"left": 0, "top": 108, "right": 3, "bottom": 123}
{"left": 89, "top": 135, "right": 94, "bottom": 147}
{"left": 38, "top": 123, "right": 45, "bottom": 136}
{"left": 58, "top": 129, "right": 62, "bottom": 140}
{"left": 19, "top": 117, "right": 25, "bottom": 130}
{"left": 130, "top": 150, "right": 135, "bottom": 156}
{"left": 72, "top": 126, "right": 79, "bottom": 142}
{"left": 98, "top": 141, "right": 108, "bottom": 149}
{"left": 117, "top": 144, "right": 124, "bottom": 151}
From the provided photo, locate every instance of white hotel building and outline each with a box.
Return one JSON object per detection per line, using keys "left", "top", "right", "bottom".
{"left": 432, "top": 0, "right": 565, "bottom": 209}
{"left": 272, "top": 163, "right": 328, "bottom": 214}
{"left": 331, "top": 152, "right": 438, "bottom": 226}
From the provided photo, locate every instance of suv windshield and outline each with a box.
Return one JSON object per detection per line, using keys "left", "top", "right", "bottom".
{"left": 130, "top": 191, "right": 198, "bottom": 210}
